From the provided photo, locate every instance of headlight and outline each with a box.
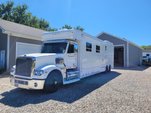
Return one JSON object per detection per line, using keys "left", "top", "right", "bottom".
{"left": 34, "top": 70, "right": 44, "bottom": 76}
{"left": 10, "top": 65, "right": 16, "bottom": 74}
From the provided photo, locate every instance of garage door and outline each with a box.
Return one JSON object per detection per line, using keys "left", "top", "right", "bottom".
{"left": 114, "top": 46, "right": 124, "bottom": 67}
{"left": 16, "top": 42, "right": 41, "bottom": 57}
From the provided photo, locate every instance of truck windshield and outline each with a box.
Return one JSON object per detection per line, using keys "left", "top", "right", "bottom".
{"left": 41, "top": 42, "right": 67, "bottom": 53}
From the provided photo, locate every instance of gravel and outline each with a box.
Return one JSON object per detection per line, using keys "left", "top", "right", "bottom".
{"left": 0, "top": 66, "right": 151, "bottom": 113}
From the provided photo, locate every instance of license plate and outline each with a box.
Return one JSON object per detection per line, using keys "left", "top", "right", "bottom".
{"left": 15, "top": 80, "right": 28, "bottom": 85}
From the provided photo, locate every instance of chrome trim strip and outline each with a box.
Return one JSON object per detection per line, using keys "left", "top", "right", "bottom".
{"left": 14, "top": 76, "right": 45, "bottom": 80}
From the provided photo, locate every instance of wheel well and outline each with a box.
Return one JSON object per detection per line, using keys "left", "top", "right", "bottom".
{"left": 44, "top": 69, "right": 63, "bottom": 92}
{"left": 50, "top": 69, "right": 62, "bottom": 74}
{"left": 48, "top": 69, "right": 63, "bottom": 84}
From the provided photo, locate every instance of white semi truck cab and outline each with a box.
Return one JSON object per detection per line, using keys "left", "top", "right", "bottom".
{"left": 10, "top": 30, "right": 114, "bottom": 92}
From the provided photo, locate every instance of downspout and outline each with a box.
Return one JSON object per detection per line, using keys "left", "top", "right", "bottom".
{"left": 7, "top": 33, "right": 10, "bottom": 70}
{"left": 127, "top": 42, "right": 129, "bottom": 67}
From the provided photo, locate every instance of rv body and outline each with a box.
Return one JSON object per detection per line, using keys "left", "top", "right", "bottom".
{"left": 10, "top": 30, "right": 114, "bottom": 92}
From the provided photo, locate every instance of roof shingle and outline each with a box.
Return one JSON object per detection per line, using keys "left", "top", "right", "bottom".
{"left": 0, "top": 19, "right": 46, "bottom": 40}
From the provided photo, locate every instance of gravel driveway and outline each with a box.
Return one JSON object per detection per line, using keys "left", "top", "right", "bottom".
{"left": 0, "top": 66, "right": 151, "bottom": 113}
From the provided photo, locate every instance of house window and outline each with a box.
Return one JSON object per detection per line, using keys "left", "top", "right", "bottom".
{"left": 96, "top": 45, "right": 100, "bottom": 53}
{"left": 86, "top": 42, "right": 92, "bottom": 52}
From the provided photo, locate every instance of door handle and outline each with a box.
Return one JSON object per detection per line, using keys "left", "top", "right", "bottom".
{"left": 68, "top": 55, "right": 74, "bottom": 57}
{"left": 68, "top": 53, "right": 77, "bottom": 57}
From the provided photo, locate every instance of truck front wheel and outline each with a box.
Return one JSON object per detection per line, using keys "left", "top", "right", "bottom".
{"left": 44, "top": 70, "right": 63, "bottom": 93}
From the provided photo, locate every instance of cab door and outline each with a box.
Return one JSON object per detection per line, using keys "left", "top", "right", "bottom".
{"left": 66, "top": 42, "right": 78, "bottom": 69}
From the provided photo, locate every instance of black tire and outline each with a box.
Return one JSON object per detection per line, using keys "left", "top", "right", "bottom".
{"left": 44, "top": 70, "right": 63, "bottom": 93}
{"left": 108, "top": 65, "right": 111, "bottom": 72}
{"left": 105, "top": 65, "right": 108, "bottom": 72}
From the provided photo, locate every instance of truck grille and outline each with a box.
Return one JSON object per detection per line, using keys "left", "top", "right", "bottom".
{"left": 15, "top": 57, "right": 35, "bottom": 77}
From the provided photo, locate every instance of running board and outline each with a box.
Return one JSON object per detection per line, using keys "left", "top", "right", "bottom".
{"left": 63, "top": 78, "right": 80, "bottom": 84}
{"left": 66, "top": 71, "right": 79, "bottom": 80}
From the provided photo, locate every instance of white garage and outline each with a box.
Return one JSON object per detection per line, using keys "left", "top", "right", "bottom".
{"left": 16, "top": 42, "right": 42, "bottom": 57}
{"left": 0, "top": 19, "right": 44, "bottom": 71}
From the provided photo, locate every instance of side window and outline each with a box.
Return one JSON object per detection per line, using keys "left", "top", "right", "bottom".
{"left": 74, "top": 43, "right": 78, "bottom": 53}
{"left": 146, "top": 54, "right": 150, "bottom": 56}
{"left": 86, "top": 42, "right": 92, "bottom": 52}
{"left": 68, "top": 43, "right": 78, "bottom": 53}
{"left": 68, "top": 44, "right": 74, "bottom": 53}
{"left": 96, "top": 45, "right": 100, "bottom": 53}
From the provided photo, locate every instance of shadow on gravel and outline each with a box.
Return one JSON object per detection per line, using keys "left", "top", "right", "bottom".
{"left": 0, "top": 71, "right": 120, "bottom": 107}
{"left": 0, "top": 71, "right": 10, "bottom": 78}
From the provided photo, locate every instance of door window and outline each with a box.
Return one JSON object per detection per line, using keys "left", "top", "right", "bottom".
{"left": 68, "top": 43, "right": 78, "bottom": 53}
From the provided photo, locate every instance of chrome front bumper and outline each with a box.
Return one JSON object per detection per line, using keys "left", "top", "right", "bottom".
{"left": 10, "top": 76, "right": 45, "bottom": 90}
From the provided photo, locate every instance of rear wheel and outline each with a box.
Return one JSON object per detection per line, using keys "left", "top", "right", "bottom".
{"left": 108, "top": 65, "right": 111, "bottom": 72}
{"left": 44, "top": 70, "right": 63, "bottom": 93}
{"left": 105, "top": 65, "right": 109, "bottom": 72}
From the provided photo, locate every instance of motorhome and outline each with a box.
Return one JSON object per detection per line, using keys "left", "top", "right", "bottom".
{"left": 10, "top": 30, "right": 114, "bottom": 92}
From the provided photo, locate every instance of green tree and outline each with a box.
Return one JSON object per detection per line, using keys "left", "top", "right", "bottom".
{"left": 48, "top": 27, "right": 58, "bottom": 31}
{"left": 12, "top": 4, "right": 28, "bottom": 24}
{"left": 0, "top": 1, "right": 53, "bottom": 31}
{"left": 62, "top": 24, "right": 72, "bottom": 29}
{"left": 30, "top": 16, "right": 39, "bottom": 28}
{"left": 141, "top": 45, "right": 151, "bottom": 50}
{"left": 0, "top": 1, "right": 14, "bottom": 21}
{"left": 0, "top": 1, "right": 85, "bottom": 32}
{"left": 61, "top": 25, "right": 84, "bottom": 31}
{"left": 75, "top": 26, "right": 84, "bottom": 31}
{"left": 39, "top": 19, "right": 49, "bottom": 30}
{"left": 24, "top": 12, "right": 32, "bottom": 26}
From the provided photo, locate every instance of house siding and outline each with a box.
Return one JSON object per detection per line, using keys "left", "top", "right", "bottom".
{"left": 0, "top": 30, "right": 7, "bottom": 70}
{"left": 97, "top": 33, "right": 143, "bottom": 67}
{"left": 97, "top": 33, "right": 128, "bottom": 67}
{"left": 9, "top": 35, "right": 42, "bottom": 69}
{"left": 128, "top": 43, "right": 142, "bottom": 66}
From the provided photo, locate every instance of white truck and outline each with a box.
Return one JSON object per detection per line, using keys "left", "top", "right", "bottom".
{"left": 142, "top": 55, "right": 151, "bottom": 66}
{"left": 10, "top": 30, "right": 114, "bottom": 92}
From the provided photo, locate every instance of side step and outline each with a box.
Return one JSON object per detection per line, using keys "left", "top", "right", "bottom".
{"left": 64, "top": 78, "right": 80, "bottom": 84}
{"left": 63, "top": 70, "right": 80, "bottom": 84}
{"left": 66, "top": 71, "right": 79, "bottom": 80}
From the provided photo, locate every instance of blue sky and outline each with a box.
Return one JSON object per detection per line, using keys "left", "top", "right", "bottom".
{"left": 1, "top": 0, "right": 151, "bottom": 46}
